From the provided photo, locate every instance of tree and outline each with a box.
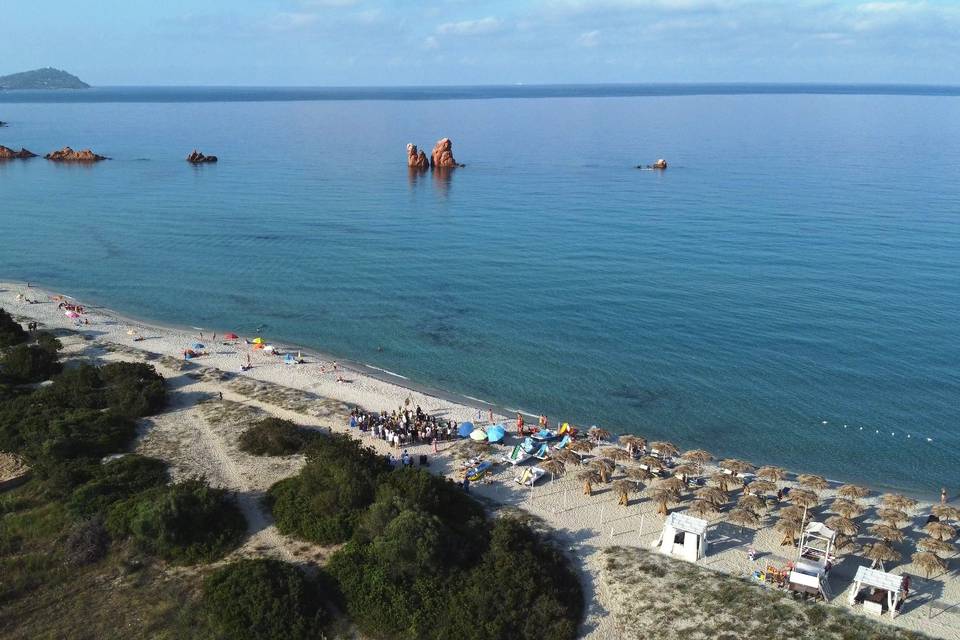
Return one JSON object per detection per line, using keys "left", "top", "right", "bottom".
{"left": 202, "top": 559, "right": 326, "bottom": 640}
{"left": 238, "top": 418, "right": 317, "bottom": 456}
{"left": 0, "top": 307, "right": 28, "bottom": 348}
{"left": 0, "top": 344, "right": 61, "bottom": 383}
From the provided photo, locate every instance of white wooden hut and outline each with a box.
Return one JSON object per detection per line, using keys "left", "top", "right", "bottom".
{"left": 848, "top": 566, "right": 905, "bottom": 617}
{"left": 652, "top": 512, "right": 709, "bottom": 562}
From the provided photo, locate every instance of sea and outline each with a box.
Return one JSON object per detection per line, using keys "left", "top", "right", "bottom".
{"left": 1, "top": 84, "right": 958, "bottom": 496}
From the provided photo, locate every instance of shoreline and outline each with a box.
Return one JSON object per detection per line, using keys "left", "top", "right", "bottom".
{"left": 0, "top": 278, "right": 946, "bottom": 502}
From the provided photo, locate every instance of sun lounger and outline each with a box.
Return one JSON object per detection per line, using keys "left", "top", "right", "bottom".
{"left": 515, "top": 466, "right": 546, "bottom": 487}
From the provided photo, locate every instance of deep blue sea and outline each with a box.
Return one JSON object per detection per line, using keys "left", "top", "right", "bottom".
{"left": 2, "top": 85, "right": 958, "bottom": 495}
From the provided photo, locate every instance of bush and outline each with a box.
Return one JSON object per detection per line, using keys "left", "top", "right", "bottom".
{"left": 98, "top": 362, "right": 166, "bottom": 418}
{"left": 63, "top": 516, "right": 110, "bottom": 566}
{"left": 238, "top": 418, "right": 317, "bottom": 456}
{"left": 201, "top": 559, "right": 326, "bottom": 640}
{"left": 67, "top": 455, "right": 169, "bottom": 518}
{"left": 0, "top": 307, "right": 28, "bottom": 348}
{"left": 0, "top": 344, "right": 62, "bottom": 383}
{"left": 268, "top": 434, "right": 389, "bottom": 544}
{"left": 107, "top": 477, "right": 246, "bottom": 564}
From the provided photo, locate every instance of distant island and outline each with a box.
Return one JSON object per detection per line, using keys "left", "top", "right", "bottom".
{"left": 0, "top": 67, "right": 89, "bottom": 90}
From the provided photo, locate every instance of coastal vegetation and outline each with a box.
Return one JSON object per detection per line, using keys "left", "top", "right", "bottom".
{"left": 238, "top": 417, "right": 319, "bottom": 456}
{"left": 0, "top": 67, "right": 89, "bottom": 90}
{"left": 270, "top": 434, "right": 584, "bottom": 640}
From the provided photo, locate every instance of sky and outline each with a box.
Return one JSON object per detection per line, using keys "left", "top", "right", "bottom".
{"left": 3, "top": 0, "right": 959, "bottom": 86}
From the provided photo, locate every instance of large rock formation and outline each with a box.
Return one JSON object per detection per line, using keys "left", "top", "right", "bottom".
{"left": 187, "top": 150, "right": 218, "bottom": 164}
{"left": 0, "top": 145, "right": 37, "bottom": 159}
{"left": 430, "top": 137, "right": 461, "bottom": 168}
{"left": 44, "top": 147, "right": 107, "bottom": 162}
{"left": 653, "top": 158, "right": 668, "bottom": 169}
{"left": 406, "top": 143, "right": 429, "bottom": 170}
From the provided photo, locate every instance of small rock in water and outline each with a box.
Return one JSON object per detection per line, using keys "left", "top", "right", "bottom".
{"left": 186, "top": 149, "right": 218, "bottom": 164}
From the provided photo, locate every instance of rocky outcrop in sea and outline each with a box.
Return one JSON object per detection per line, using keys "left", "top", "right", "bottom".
{"left": 0, "top": 145, "right": 36, "bottom": 159}
{"left": 187, "top": 150, "right": 218, "bottom": 164}
{"left": 44, "top": 147, "right": 108, "bottom": 162}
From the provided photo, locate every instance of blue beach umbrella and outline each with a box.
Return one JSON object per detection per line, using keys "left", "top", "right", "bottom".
{"left": 487, "top": 424, "right": 506, "bottom": 443}
{"left": 457, "top": 422, "right": 475, "bottom": 438}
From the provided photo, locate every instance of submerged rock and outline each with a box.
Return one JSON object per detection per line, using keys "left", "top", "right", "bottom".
{"left": 406, "top": 143, "right": 429, "bottom": 170}
{"left": 0, "top": 145, "right": 37, "bottom": 159}
{"left": 186, "top": 150, "right": 218, "bottom": 164}
{"left": 45, "top": 147, "right": 108, "bottom": 162}
{"left": 430, "top": 137, "right": 462, "bottom": 168}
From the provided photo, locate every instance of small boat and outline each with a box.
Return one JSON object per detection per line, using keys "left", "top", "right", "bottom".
{"left": 466, "top": 460, "right": 493, "bottom": 482}
{"left": 520, "top": 436, "right": 537, "bottom": 454}
{"left": 515, "top": 466, "right": 546, "bottom": 487}
{"left": 532, "top": 443, "right": 550, "bottom": 460}
{"left": 504, "top": 444, "right": 532, "bottom": 466}
{"left": 530, "top": 429, "right": 557, "bottom": 442}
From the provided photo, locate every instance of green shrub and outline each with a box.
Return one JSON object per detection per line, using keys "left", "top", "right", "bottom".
{"left": 63, "top": 516, "right": 110, "bottom": 566}
{"left": 201, "top": 559, "right": 326, "bottom": 640}
{"left": 107, "top": 477, "right": 246, "bottom": 564}
{"left": 238, "top": 418, "right": 317, "bottom": 456}
{"left": 0, "top": 307, "right": 28, "bottom": 348}
{"left": 98, "top": 361, "right": 166, "bottom": 418}
{"left": 35, "top": 332, "right": 63, "bottom": 354}
{"left": 268, "top": 434, "right": 389, "bottom": 544}
{"left": 67, "top": 455, "right": 169, "bottom": 518}
{"left": 0, "top": 344, "right": 62, "bottom": 383}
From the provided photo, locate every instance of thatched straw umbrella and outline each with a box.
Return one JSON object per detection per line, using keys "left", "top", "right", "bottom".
{"left": 577, "top": 469, "right": 600, "bottom": 496}
{"left": 831, "top": 498, "right": 864, "bottom": 519}
{"left": 625, "top": 466, "right": 654, "bottom": 485}
{"left": 649, "top": 441, "right": 679, "bottom": 458}
{"left": 869, "top": 523, "right": 905, "bottom": 544}
{"left": 837, "top": 484, "right": 870, "bottom": 500}
{"left": 877, "top": 508, "right": 909, "bottom": 527}
{"left": 779, "top": 505, "right": 805, "bottom": 522}
{"left": 912, "top": 551, "right": 948, "bottom": 578}
{"left": 917, "top": 537, "right": 956, "bottom": 558}
{"left": 639, "top": 456, "right": 664, "bottom": 472}
{"left": 568, "top": 439, "right": 593, "bottom": 454}
{"left": 600, "top": 447, "right": 632, "bottom": 463}
{"left": 672, "top": 463, "right": 699, "bottom": 480}
{"left": 588, "top": 426, "right": 612, "bottom": 444}
{"left": 728, "top": 507, "right": 761, "bottom": 533}
{"left": 650, "top": 486, "right": 680, "bottom": 516}
{"left": 862, "top": 541, "right": 901, "bottom": 570}
{"left": 589, "top": 458, "right": 615, "bottom": 484}
{"left": 881, "top": 493, "right": 918, "bottom": 512}
{"left": 776, "top": 516, "right": 802, "bottom": 546}
{"left": 924, "top": 521, "right": 956, "bottom": 542}
{"left": 612, "top": 479, "right": 635, "bottom": 506}
{"left": 931, "top": 504, "right": 960, "bottom": 522}
{"left": 747, "top": 479, "right": 778, "bottom": 496}
{"left": 756, "top": 466, "right": 787, "bottom": 482}
{"left": 687, "top": 499, "right": 720, "bottom": 519}
{"left": 550, "top": 449, "right": 580, "bottom": 467}
{"left": 737, "top": 494, "right": 767, "bottom": 516}
{"left": 659, "top": 475, "right": 687, "bottom": 495}
{"left": 540, "top": 458, "right": 566, "bottom": 478}
{"left": 695, "top": 486, "right": 728, "bottom": 506}
{"left": 788, "top": 489, "right": 819, "bottom": 510}
{"left": 681, "top": 449, "right": 713, "bottom": 465}
{"left": 797, "top": 474, "right": 829, "bottom": 492}
{"left": 719, "top": 459, "right": 754, "bottom": 474}
{"left": 710, "top": 471, "right": 743, "bottom": 493}
{"left": 825, "top": 515, "right": 858, "bottom": 537}
{"left": 618, "top": 435, "right": 647, "bottom": 457}
{"left": 834, "top": 535, "right": 860, "bottom": 555}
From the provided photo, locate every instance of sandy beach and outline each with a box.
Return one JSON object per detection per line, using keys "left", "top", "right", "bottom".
{"left": 2, "top": 280, "right": 957, "bottom": 639}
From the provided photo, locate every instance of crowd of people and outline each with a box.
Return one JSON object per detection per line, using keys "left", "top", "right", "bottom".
{"left": 349, "top": 405, "right": 460, "bottom": 449}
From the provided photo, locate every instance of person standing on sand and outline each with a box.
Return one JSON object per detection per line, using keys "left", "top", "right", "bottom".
{"left": 539, "top": 414, "right": 548, "bottom": 430}
{"left": 488, "top": 409, "right": 494, "bottom": 424}
{"left": 516, "top": 413, "right": 525, "bottom": 437}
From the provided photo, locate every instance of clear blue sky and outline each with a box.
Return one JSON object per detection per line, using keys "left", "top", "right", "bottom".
{"left": 4, "top": 0, "right": 958, "bottom": 86}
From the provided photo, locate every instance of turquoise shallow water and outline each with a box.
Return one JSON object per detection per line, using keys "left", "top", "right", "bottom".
{"left": 1, "top": 86, "right": 958, "bottom": 495}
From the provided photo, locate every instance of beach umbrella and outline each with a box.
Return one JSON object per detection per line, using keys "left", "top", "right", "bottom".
{"left": 931, "top": 505, "right": 960, "bottom": 522}
{"left": 912, "top": 551, "right": 948, "bottom": 578}
{"left": 917, "top": 537, "right": 956, "bottom": 557}
{"left": 837, "top": 484, "right": 870, "bottom": 500}
{"left": 625, "top": 466, "right": 654, "bottom": 485}
{"left": 671, "top": 462, "right": 698, "bottom": 477}
{"left": 619, "top": 435, "right": 647, "bottom": 454}
{"left": 756, "top": 466, "right": 787, "bottom": 482}
{"left": 224, "top": 332, "right": 239, "bottom": 340}
{"left": 788, "top": 489, "right": 819, "bottom": 510}
{"left": 862, "top": 541, "right": 901, "bottom": 570}
{"left": 577, "top": 469, "right": 599, "bottom": 495}
{"left": 568, "top": 440, "right": 593, "bottom": 454}
{"left": 658, "top": 476, "right": 687, "bottom": 495}
{"left": 650, "top": 486, "right": 681, "bottom": 516}
{"left": 252, "top": 337, "right": 264, "bottom": 344}
{"left": 540, "top": 458, "right": 566, "bottom": 478}
{"left": 869, "top": 523, "right": 905, "bottom": 543}
{"left": 720, "top": 459, "right": 754, "bottom": 474}
{"left": 649, "top": 441, "right": 679, "bottom": 458}
{"left": 747, "top": 480, "right": 778, "bottom": 495}
{"left": 831, "top": 498, "right": 864, "bottom": 519}
{"left": 457, "top": 422, "right": 475, "bottom": 438}
{"left": 825, "top": 516, "right": 859, "bottom": 537}
{"left": 728, "top": 507, "right": 761, "bottom": 532}
{"left": 469, "top": 428, "right": 487, "bottom": 442}
{"left": 881, "top": 493, "right": 918, "bottom": 512}
{"left": 695, "top": 486, "right": 728, "bottom": 506}
{"left": 639, "top": 456, "right": 664, "bottom": 471}
{"left": 710, "top": 471, "right": 743, "bottom": 493}
{"left": 64, "top": 310, "right": 80, "bottom": 318}
{"left": 486, "top": 424, "right": 506, "bottom": 443}
{"left": 738, "top": 494, "right": 768, "bottom": 516}
{"left": 613, "top": 479, "right": 636, "bottom": 506}
{"left": 797, "top": 474, "right": 829, "bottom": 491}
{"left": 682, "top": 449, "right": 713, "bottom": 465}
{"left": 924, "top": 521, "right": 956, "bottom": 541}
{"left": 589, "top": 458, "right": 616, "bottom": 483}
{"left": 552, "top": 448, "right": 581, "bottom": 466}
{"left": 776, "top": 516, "right": 803, "bottom": 546}
{"left": 687, "top": 499, "right": 720, "bottom": 519}
{"left": 588, "top": 426, "right": 612, "bottom": 444}
{"left": 779, "top": 505, "right": 805, "bottom": 522}
{"left": 600, "top": 447, "right": 632, "bottom": 462}
{"left": 877, "top": 508, "right": 910, "bottom": 527}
